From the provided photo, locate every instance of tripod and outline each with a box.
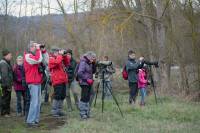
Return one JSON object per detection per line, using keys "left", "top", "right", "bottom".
{"left": 148, "top": 66, "right": 162, "bottom": 104}
{"left": 94, "top": 69, "right": 124, "bottom": 118}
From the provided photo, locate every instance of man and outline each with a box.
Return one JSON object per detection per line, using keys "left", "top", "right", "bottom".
{"left": 24, "top": 41, "right": 48, "bottom": 127}
{"left": 65, "top": 49, "right": 79, "bottom": 111}
{"left": 77, "top": 51, "right": 97, "bottom": 119}
{"left": 0, "top": 49, "right": 13, "bottom": 117}
{"left": 49, "top": 47, "right": 70, "bottom": 117}
{"left": 126, "top": 50, "right": 145, "bottom": 105}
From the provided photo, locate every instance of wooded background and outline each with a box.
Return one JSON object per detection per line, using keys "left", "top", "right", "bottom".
{"left": 0, "top": 0, "right": 199, "bottom": 100}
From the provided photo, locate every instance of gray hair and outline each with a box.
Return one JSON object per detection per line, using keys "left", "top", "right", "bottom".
{"left": 27, "top": 41, "right": 37, "bottom": 49}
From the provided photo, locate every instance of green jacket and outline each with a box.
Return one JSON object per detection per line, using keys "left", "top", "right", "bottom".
{"left": 0, "top": 59, "right": 13, "bottom": 87}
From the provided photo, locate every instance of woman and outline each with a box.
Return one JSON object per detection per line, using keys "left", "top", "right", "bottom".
{"left": 77, "top": 51, "right": 96, "bottom": 120}
{"left": 13, "top": 55, "right": 26, "bottom": 116}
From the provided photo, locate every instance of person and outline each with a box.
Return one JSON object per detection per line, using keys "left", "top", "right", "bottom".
{"left": 49, "top": 48, "right": 70, "bottom": 117}
{"left": 24, "top": 41, "right": 48, "bottom": 127}
{"left": 13, "top": 55, "right": 26, "bottom": 116}
{"left": 65, "top": 49, "right": 79, "bottom": 111}
{"left": 126, "top": 51, "right": 158, "bottom": 106}
{"left": 126, "top": 50, "right": 145, "bottom": 106}
{"left": 96, "top": 56, "right": 115, "bottom": 99}
{"left": 0, "top": 49, "right": 13, "bottom": 117}
{"left": 138, "top": 65, "right": 148, "bottom": 106}
{"left": 77, "top": 51, "right": 97, "bottom": 120}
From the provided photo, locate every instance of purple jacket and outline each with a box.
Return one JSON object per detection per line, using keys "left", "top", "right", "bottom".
{"left": 13, "top": 64, "right": 26, "bottom": 91}
{"left": 77, "top": 56, "right": 96, "bottom": 86}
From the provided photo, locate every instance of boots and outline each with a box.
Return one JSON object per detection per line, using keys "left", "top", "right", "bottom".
{"left": 79, "top": 101, "right": 88, "bottom": 120}
{"left": 58, "top": 100, "right": 65, "bottom": 116}
{"left": 85, "top": 103, "right": 91, "bottom": 118}
{"left": 51, "top": 99, "right": 59, "bottom": 117}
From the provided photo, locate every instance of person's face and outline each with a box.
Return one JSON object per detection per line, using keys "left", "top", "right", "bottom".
{"left": 103, "top": 57, "right": 108, "bottom": 61}
{"left": 30, "top": 43, "right": 37, "bottom": 52}
{"left": 5, "top": 53, "right": 12, "bottom": 61}
{"left": 67, "top": 53, "right": 72, "bottom": 58}
{"left": 17, "top": 58, "right": 23, "bottom": 65}
{"left": 129, "top": 53, "right": 136, "bottom": 59}
{"left": 90, "top": 57, "right": 96, "bottom": 63}
{"left": 54, "top": 51, "right": 59, "bottom": 56}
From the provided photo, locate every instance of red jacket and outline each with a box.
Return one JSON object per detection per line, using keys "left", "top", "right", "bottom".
{"left": 49, "top": 55, "right": 70, "bottom": 86}
{"left": 24, "top": 49, "right": 43, "bottom": 84}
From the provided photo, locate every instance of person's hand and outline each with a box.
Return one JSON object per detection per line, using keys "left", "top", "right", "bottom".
{"left": 139, "top": 57, "right": 144, "bottom": 61}
{"left": 87, "top": 79, "right": 94, "bottom": 85}
{"left": 59, "top": 49, "right": 64, "bottom": 55}
{"left": 35, "top": 43, "right": 41, "bottom": 49}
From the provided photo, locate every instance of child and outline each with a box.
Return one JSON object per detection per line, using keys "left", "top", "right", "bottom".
{"left": 13, "top": 55, "right": 26, "bottom": 116}
{"left": 137, "top": 64, "right": 148, "bottom": 106}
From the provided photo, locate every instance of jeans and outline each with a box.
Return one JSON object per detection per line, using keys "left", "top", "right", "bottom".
{"left": 15, "top": 90, "right": 26, "bottom": 114}
{"left": 128, "top": 82, "right": 138, "bottom": 103}
{"left": 139, "top": 88, "right": 146, "bottom": 104}
{"left": 26, "top": 84, "right": 41, "bottom": 124}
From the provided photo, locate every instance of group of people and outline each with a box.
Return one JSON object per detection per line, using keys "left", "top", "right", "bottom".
{"left": 125, "top": 50, "right": 158, "bottom": 106}
{"left": 0, "top": 41, "right": 158, "bottom": 127}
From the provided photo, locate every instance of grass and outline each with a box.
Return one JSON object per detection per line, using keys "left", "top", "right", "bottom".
{"left": 0, "top": 93, "right": 199, "bottom": 133}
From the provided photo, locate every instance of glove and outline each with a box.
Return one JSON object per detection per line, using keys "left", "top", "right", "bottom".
{"left": 87, "top": 79, "right": 94, "bottom": 86}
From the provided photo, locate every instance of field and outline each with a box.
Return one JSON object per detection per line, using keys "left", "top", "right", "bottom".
{"left": 0, "top": 93, "right": 199, "bottom": 133}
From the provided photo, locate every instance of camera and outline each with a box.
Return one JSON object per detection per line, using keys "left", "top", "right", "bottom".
{"left": 63, "top": 50, "right": 67, "bottom": 55}
{"left": 40, "top": 44, "right": 45, "bottom": 49}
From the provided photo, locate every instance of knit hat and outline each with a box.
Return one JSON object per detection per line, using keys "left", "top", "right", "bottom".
{"left": 17, "top": 55, "right": 23, "bottom": 60}
{"left": 84, "top": 51, "right": 96, "bottom": 61}
{"left": 50, "top": 47, "right": 60, "bottom": 54}
{"left": 2, "top": 49, "right": 11, "bottom": 57}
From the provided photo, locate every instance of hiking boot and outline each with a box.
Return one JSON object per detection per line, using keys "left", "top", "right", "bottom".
{"left": 58, "top": 112, "right": 66, "bottom": 117}
{"left": 27, "top": 122, "right": 39, "bottom": 128}
{"left": 4, "top": 114, "right": 11, "bottom": 118}
{"left": 52, "top": 114, "right": 60, "bottom": 117}
{"left": 81, "top": 115, "right": 87, "bottom": 120}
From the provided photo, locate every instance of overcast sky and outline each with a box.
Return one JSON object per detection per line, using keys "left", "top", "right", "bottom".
{"left": 0, "top": 0, "right": 88, "bottom": 17}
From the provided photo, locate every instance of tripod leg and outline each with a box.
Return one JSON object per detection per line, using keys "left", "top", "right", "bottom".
{"left": 107, "top": 87, "right": 124, "bottom": 118}
{"left": 94, "top": 82, "right": 100, "bottom": 107}
{"left": 102, "top": 80, "right": 105, "bottom": 113}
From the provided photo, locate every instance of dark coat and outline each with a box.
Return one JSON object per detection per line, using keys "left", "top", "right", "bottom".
{"left": 126, "top": 58, "right": 144, "bottom": 83}
{"left": 0, "top": 59, "right": 13, "bottom": 87}
{"left": 67, "top": 57, "right": 77, "bottom": 83}
{"left": 13, "top": 64, "right": 26, "bottom": 91}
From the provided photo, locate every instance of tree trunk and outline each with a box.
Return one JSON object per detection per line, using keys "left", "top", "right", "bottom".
{"left": 156, "top": 0, "right": 169, "bottom": 92}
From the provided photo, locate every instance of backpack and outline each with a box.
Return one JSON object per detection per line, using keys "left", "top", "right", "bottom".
{"left": 122, "top": 65, "right": 128, "bottom": 80}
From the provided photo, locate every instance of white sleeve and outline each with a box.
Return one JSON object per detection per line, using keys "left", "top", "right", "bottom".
{"left": 25, "top": 52, "right": 43, "bottom": 65}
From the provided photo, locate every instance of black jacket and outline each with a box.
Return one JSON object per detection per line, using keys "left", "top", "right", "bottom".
{"left": 67, "top": 58, "right": 77, "bottom": 82}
